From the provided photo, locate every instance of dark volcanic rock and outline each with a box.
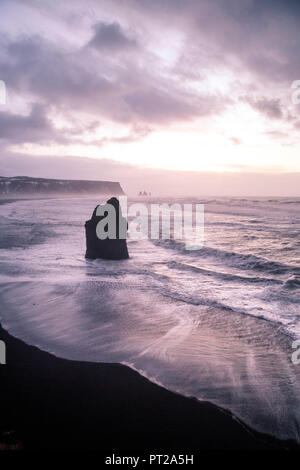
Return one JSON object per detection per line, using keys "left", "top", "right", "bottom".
{"left": 85, "top": 197, "right": 129, "bottom": 260}
{"left": 0, "top": 176, "right": 124, "bottom": 196}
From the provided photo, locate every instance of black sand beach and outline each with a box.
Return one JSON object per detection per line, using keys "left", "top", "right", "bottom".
{"left": 0, "top": 322, "right": 296, "bottom": 452}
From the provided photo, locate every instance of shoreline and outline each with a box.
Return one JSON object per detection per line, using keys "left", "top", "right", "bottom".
{"left": 0, "top": 322, "right": 297, "bottom": 451}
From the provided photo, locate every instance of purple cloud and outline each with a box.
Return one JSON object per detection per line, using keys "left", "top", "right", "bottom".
{"left": 242, "top": 96, "right": 283, "bottom": 120}
{"left": 0, "top": 103, "right": 67, "bottom": 144}
{"left": 88, "top": 21, "right": 137, "bottom": 51}
{"left": 0, "top": 0, "right": 299, "bottom": 172}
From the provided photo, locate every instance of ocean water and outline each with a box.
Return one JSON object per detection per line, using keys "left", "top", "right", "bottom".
{"left": 0, "top": 196, "right": 299, "bottom": 441}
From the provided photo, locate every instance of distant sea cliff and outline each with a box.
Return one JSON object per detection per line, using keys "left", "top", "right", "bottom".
{"left": 0, "top": 176, "right": 124, "bottom": 196}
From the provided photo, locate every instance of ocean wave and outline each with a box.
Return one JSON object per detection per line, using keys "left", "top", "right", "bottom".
{"left": 0, "top": 220, "right": 56, "bottom": 249}
{"left": 152, "top": 239, "right": 300, "bottom": 276}
{"left": 156, "top": 286, "right": 293, "bottom": 333}
{"left": 283, "top": 276, "right": 300, "bottom": 290}
{"left": 166, "top": 261, "right": 282, "bottom": 285}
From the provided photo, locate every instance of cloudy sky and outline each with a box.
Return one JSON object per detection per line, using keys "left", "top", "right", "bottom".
{"left": 0, "top": 0, "right": 300, "bottom": 195}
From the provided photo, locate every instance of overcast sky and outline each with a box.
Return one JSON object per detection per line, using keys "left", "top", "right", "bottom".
{"left": 0, "top": 0, "right": 299, "bottom": 195}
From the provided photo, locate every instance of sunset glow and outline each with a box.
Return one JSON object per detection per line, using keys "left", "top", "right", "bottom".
{"left": 0, "top": 0, "right": 300, "bottom": 194}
